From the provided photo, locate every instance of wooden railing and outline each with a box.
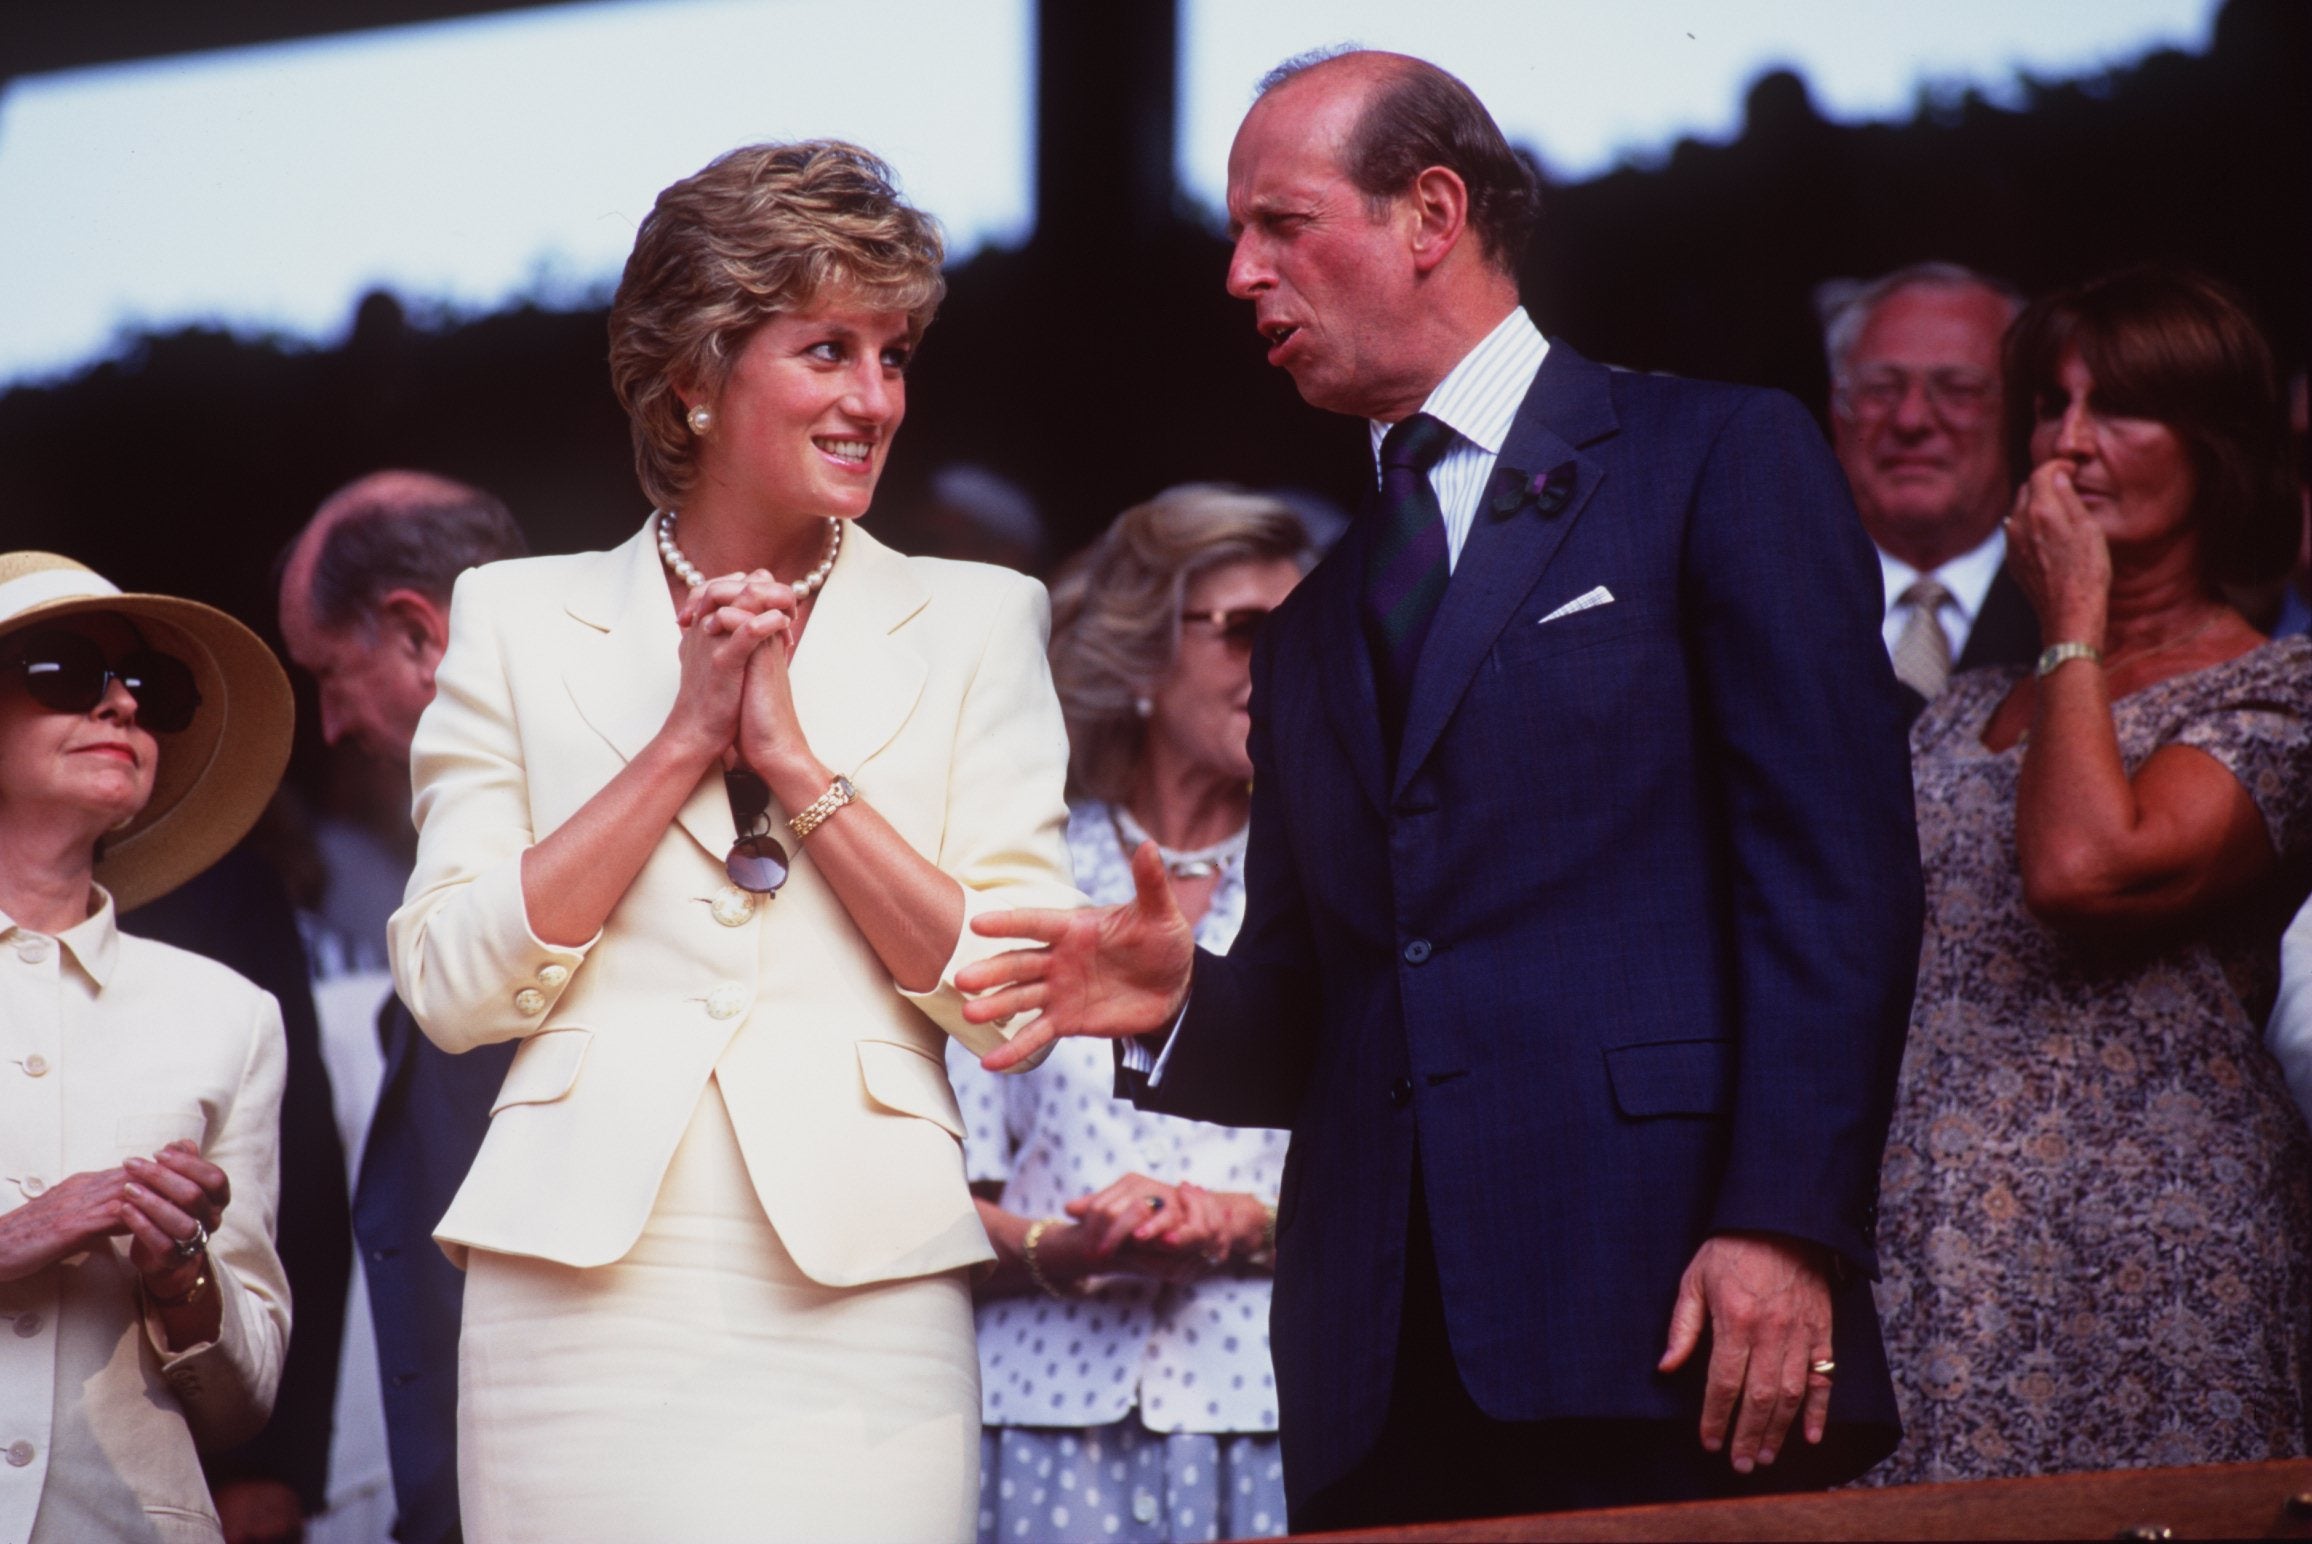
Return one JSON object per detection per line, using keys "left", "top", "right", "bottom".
{"left": 1293, "top": 1458, "right": 2312, "bottom": 1541}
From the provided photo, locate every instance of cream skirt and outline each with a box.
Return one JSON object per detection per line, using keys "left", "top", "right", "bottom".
{"left": 458, "top": 1077, "right": 979, "bottom": 1543}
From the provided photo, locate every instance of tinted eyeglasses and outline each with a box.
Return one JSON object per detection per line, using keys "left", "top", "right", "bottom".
{"left": 1180, "top": 607, "right": 1273, "bottom": 656}
{"left": 723, "top": 768, "right": 791, "bottom": 894}
{"left": 2, "top": 629, "right": 202, "bottom": 733}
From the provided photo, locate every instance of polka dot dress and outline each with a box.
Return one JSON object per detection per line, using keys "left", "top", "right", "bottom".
{"left": 949, "top": 802, "right": 1291, "bottom": 1541}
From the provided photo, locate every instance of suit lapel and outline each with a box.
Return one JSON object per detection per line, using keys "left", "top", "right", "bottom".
{"left": 1306, "top": 513, "right": 1389, "bottom": 818}
{"left": 785, "top": 523, "right": 929, "bottom": 782}
{"left": 561, "top": 520, "right": 732, "bottom": 860}
{"left": 1394, "top": 344, "right": 1619, "bottom": 797}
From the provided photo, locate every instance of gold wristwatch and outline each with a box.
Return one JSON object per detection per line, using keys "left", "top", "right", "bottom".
{"left": 787, "top": 776, "right": 856, "bottom": 841}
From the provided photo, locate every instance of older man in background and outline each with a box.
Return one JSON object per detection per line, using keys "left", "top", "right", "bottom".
{"left": 1819, "top": 263, "right": 2038, "bottom": 715}
{"left": 277, "top": 471, "right": 525, "bottom": 1544}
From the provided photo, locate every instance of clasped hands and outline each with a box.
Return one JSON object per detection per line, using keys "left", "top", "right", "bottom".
{"left": 666, "top": 570, "right": 810, "bottom": 779}
{"left": 957, "top": 842, "right": 1839, "bottom": 1471}
{"left": 0, "top": 1140, "right": 231, "bottom": 1299}
{"left": 1035, "top": 1173, "right": 1269, "bottom": 1287}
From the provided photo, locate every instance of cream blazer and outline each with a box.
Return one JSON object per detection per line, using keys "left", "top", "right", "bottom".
{"left": 0, "top": 892, "right": 289, "bottom": 1544}
{"left": 388, "top": 519, "right": 1076, "bottom": 1286}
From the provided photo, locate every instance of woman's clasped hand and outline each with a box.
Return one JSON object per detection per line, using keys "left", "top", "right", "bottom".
{"left": 0, "top": 1142, "right": 228, "bottom": 1295}
{"left": 663, "top": 568, "right": 799, "bottom": 769}
{"left": 1042, "top": 1173, "right": 1272, "bottom": 1286}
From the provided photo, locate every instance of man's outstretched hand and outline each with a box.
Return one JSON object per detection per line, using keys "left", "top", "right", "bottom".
{"left": 959, "top": 841, "right": 1197, "bottom": 1071}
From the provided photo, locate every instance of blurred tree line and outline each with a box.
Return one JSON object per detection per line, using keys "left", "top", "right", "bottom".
{"left": 2, "top": 0, "right": 2301, "bottom": 636}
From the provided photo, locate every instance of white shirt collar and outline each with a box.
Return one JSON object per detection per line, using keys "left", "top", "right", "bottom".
{"left": 1878, "top": 526, "right": 2007, "bottom": 623}
{"left": 1369, "top": 306, "right": 1549, "bottom": 466}
{"left": 0, "top": 882, "right": 119, "bottom": 987}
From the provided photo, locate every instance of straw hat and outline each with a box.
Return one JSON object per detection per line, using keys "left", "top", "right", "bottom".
{"left": 0, "top": 552, "right": 294, "bottom": 911}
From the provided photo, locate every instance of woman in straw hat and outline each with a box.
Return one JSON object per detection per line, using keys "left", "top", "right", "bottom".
{"left": 390, "top": 142, "right": 1075, "bottom": 1540}
{"left": 0, "top": 550, "right": 296, "bottom": 1544}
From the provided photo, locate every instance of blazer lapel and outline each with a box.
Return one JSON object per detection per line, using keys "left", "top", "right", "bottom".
{"left": 1394, "top": 343, "right": 1620, "bottom": 797}
{"left": 786, "top": 523, "right": 929, "bottom": 787}
{"left": 1306, "top": 515, "right": 1389, "bottom": 818}
{"left": 562, "top": 520, "right": 733, "bottom": 860}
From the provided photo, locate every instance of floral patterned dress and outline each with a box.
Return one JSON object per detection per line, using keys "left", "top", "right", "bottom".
{"left": 1874, "top": 638, "right": 2312, "bottom": 1484}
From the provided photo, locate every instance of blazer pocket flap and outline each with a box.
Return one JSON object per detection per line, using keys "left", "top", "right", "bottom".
{"left": 491, "top": 1027, "right": 593, "bottom": 1115}
{"left": 856, "top": 1039, "right": 967, "bottom": 1139}
{"left": 1604, "top": 1037, "right": 1734, "bottom": 1118}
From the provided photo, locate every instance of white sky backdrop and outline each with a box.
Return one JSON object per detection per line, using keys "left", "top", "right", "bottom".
{"left": 0, "top": 0, "right": 2218, "bottom": 388}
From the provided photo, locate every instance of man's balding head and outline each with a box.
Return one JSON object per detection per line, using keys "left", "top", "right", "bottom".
{"left": 1225, "top": 50, "right": 1536, "bottom": 420}
{"left": 278, "top": 471, "right": 524, "bottom": 764}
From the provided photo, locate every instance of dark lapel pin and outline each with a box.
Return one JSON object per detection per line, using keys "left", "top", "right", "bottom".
{"left": 1531, "top": 461, "right": 1577, "bottom": 517}
{"left": 1486, "top": 464, "right": 1532, "bottom": 519}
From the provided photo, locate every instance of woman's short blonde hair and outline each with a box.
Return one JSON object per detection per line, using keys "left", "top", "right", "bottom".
{"left": 608, "top": 140, "right": 947, "bottom": 507}
{"left": 1050, "top": 485, "right": 1313, "bottom": 805}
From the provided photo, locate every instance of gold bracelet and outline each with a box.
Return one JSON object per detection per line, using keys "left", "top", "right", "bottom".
{"left": 1246, "top": 1203, "right": 1279, "bottom": 1270}
{"left": 1022, "top": 1217, "right": 1072, "bottom": 1300}
{"left": 2036, "top": 641, "right": 2103, "bottom": 678}
{"left": 787, "top": 775, "right": 856, "bottom": 841}
{"left": 145, "top": 1256, "right": 212, "bottom": 1308}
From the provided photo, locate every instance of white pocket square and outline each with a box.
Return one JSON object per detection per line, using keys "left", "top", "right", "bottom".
{"left": 1538, "top": 586, "right": 1614, "bottom": 624}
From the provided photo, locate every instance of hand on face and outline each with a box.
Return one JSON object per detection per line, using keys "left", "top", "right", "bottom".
{"left": 2005, "top": 461, "right": 2112, "bottom": 647}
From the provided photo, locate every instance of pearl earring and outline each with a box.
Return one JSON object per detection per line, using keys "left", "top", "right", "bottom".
{"left": 687, "top": 404, "right": 712, "bottom": 435}
{"left": 1133, "top": 696, "right": 1154, "bottom": 719}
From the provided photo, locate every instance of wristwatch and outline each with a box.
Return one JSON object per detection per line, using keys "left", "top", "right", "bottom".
{"left": 2036, "top": 641, "right": 2103, "bottom": 678}
{"left": 787, "top": 776, "right": 856, "bottom": 841}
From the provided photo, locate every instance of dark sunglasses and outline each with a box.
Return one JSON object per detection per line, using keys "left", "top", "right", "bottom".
{"left": 723, "top": 768, "right": 791, "bottom": 894}
{"left": 1180, "top": 606, "right": 1273, "bottom": 653}
{"left": 3, "top": 629, "right": 202, "bottom": 733}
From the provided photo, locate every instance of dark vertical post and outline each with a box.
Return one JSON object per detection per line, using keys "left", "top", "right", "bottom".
{"left": 1035, "top": 0, "right": 1179, "bottom": 251}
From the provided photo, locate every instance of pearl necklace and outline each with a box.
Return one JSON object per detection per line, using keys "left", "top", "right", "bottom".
{"left": 655, "top": 509, "right": 842, "bottom": 601}
{"left": 1110, "top": 804, "right": 1249, "bottom": 882}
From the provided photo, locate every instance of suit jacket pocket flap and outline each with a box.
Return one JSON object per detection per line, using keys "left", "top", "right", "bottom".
{"left": 491, "top": 1027, "right": 592, "bottom": 1115}
{"left": 1604, "top": 1037, "right": 1733, "bottom": 1118}
{"left": 856, "top": 1039, "right": 967, "bottom": 1139}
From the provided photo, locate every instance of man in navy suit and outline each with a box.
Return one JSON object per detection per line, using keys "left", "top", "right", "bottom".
{"left": 279, "top": 472, "right": 523, "bottom": 1544}
{"left": 965, "top": 50, "right": 1921, "bottom": 1528}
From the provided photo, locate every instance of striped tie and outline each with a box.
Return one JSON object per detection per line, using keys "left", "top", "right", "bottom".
{"left": 1362, "top": 412, "right": 1457, "bottom": 744}
{"left": 1891, "top": 576, "right": 1954, "bottom": 699}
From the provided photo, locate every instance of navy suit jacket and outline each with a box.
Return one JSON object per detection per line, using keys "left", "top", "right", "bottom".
{"left": 352, "top": 996, "right": 511, "bottom": 1544}
{"left": 1127, "top": 342, "right": 1923, "bottom": 1507}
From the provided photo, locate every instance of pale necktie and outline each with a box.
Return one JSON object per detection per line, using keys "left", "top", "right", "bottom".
{"left": 1891, "top": 577, "right": 1955, "bottom": 699}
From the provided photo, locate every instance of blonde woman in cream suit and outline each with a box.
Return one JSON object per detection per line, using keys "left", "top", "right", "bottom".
{"left": 387, "top": 144, "right": 1075, "bottom": 1544}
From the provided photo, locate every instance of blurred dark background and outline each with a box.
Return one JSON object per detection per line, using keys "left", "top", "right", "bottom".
{"left": 2, "top": 0, "right": 2304, "bottom": 673}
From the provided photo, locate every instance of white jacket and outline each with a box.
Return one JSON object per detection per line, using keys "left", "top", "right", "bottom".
{"left": 388, "top": 519, "right": 1075, "bottom": 1284}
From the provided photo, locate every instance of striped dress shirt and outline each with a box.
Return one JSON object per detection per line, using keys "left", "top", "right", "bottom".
{"left": 1367, "top": 306, "right": 1551, "bottom": 572}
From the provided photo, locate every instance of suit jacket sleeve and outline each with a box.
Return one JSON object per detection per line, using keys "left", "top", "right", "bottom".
{"left": 895, "top": 571, "right": 1081, "bottom": 1060}
{"left": 145, "top": 987, "right": 292, "bottom": 1453}
{"left": 391, "top": 568, "right": 597, "bottom": 1054}
{"left": 1684, "top": 390, "right": 1922, "bottom": 1275}
{"left": 1117, "top": 628, "right": 1322, "bottom": 1128}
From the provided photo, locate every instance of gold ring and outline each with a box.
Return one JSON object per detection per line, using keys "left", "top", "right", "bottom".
{"left": 1808, "top": 1358, "right": 1837, "bottom": 1378}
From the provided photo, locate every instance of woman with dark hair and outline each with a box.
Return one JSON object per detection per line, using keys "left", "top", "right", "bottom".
{"left": 1877, "top": 266, "right": 2312, "bottom": 1482}
{"left": 945, "top": 485, "right": 1310, "bottom": 1542}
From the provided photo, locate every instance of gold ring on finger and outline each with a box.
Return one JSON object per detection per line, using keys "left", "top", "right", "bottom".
{"left": 1808, "top": 1358, "right": 1836, "bottom": 1378}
